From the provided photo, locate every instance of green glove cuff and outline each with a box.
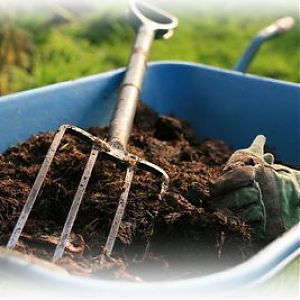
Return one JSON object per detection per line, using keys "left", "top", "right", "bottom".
{"left": 273, "top": 168, "right": 300, "bottom": 230}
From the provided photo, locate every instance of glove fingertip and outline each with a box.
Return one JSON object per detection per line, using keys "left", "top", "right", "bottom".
{"left": 248, "top": 135, "right": 266, "bottom": 156}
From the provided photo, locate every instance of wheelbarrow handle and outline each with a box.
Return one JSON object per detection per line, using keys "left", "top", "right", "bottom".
{"left": 234, "top": 16, "right": 295, "bottom": 73}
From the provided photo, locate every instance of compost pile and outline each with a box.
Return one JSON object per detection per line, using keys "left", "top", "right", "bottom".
{"left": 0, "top": 103, "right": 259, "bottom": 281}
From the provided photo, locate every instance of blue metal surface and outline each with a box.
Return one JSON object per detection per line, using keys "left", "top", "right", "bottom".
{"left": 0, "top": 61, "right": 299, "bottom": 297}
{"left": 0, "top": 223, "right": 299, "bottom": 298}
{"left": 1, "top": 61, "right": 299, "bottom": 164}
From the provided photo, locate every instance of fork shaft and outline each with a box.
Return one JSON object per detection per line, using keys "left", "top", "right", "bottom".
{"left": 108, "top": 26, "right": 154, "bottom": 151}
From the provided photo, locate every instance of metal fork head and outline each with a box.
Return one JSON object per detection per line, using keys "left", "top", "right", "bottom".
{"left": 7, "top": 124, "right": 169, "bottom": 262}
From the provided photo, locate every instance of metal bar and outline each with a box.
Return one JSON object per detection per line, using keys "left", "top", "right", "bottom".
{"left": 101, "top": 165, "right": 135, "bottom": 262}
{"left": 138, "top": 159, "right": 169, "bottom": 198}
{"left": 52, "top": 145, "right": 99, "bottom": 262}
{"left": 234, "top": 36, "right": 263, "bottom": 73}
{"left": 234, "top": 17, "right": 295, "bottom": 73}
{"left": 6, "top": 126, "right": 68, "bottom": 250}
{"left": 108, "top": 26, "right": 154, "bottom": 151}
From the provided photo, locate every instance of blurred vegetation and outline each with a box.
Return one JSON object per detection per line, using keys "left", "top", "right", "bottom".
{"left": 0, "top": 13, "right": 34, "bottom": 95}
{"left": 257, "top": 257, "right": 300, "bottom": 297}
{"left": 0, "top": 2, "right": 299, "bottom": 96}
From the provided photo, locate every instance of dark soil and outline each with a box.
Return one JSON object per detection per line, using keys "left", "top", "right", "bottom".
{"left": 0, "top": 103, "right": 258, "bottom": 281}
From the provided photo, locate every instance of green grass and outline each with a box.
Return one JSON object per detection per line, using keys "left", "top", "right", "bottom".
{"left": 256, "top": 257, "right": 300, "bottom": 297}
{"left": 4, "top": 7, "right": 300, "bottom": 95}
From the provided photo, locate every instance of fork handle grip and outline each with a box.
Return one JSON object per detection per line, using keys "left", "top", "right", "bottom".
{"left": 108, "top": 26, "right": 154, "bottom": 150}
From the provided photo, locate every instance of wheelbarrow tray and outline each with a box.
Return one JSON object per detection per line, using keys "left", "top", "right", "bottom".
{"left": 0, "top": 61, "right": 299, "bottom": 298}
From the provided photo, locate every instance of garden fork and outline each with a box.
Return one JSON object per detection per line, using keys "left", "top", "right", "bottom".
{"left": 7, "top": 0, "right": 178, "bottom": 263}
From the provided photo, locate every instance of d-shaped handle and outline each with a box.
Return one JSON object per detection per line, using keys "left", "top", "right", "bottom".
{"left": 108, "top": 1, "right": 178, "bottom": 150}
{"left": 129, "top": 0, "right": 178, "bottom": 39}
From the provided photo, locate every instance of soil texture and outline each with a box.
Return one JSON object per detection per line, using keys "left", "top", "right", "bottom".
{"left": 0, "top": 103, "right": 258, "bottom": 281}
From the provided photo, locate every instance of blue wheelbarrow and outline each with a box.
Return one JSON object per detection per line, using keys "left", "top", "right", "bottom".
{"left": 0, "top": 2, "right": 299, "bottom": 296}
{"left": 0, "top": 61, "right": 299, "bottom": 298}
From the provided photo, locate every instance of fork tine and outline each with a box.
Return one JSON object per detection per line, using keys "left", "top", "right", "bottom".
{"left": 53, "top": 145, "right": 99, "bottom": 262}
{"left": 7, "top": 125, "right": 68, "bottom": 249}
{"left": 138, "top": 159, "right": 169, "bottom": 198}
{"left": 101, "top": 165, "right": 135, "bottom": 262}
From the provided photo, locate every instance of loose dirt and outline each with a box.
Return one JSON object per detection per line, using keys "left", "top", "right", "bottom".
{"left": 0, "top": 103, "right": 261, "bottom": 281}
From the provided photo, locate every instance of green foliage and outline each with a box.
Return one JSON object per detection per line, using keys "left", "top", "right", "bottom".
{"left": 17, "top": 17, "right": 52, "bottom": 45}
{"left": 257, "top": 257, "right": 300, "bottom": 297}
{"left": 2, "top": 10, "right": 299, "bottom": 95}
{"left": 77, "top": 13, "right": 133, "bottom": 45}
{"left": 0, "top": 17, "right": 35, "bottom": 95}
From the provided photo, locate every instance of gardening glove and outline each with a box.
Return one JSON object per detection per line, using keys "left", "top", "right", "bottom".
{"left": 210, "top": 135, "right": 300, "bottom": 240}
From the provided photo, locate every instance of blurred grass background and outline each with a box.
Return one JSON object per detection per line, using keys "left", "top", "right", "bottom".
{"left": 0, "top": 0, "right": 299, "bottom": 96}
